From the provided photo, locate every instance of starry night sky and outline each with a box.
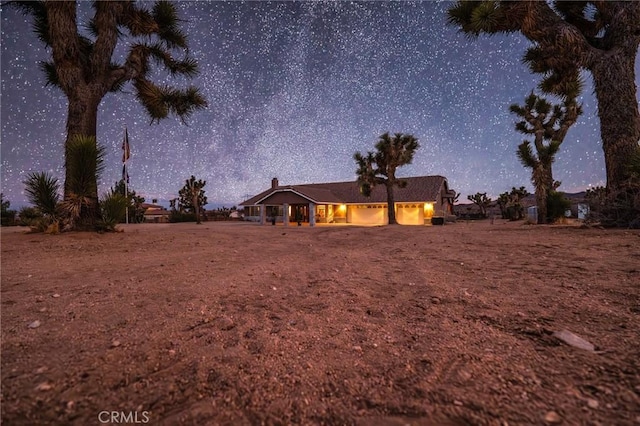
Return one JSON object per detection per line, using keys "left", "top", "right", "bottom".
{"left": 2, "top": 1, "right": 637, "bottom": 208}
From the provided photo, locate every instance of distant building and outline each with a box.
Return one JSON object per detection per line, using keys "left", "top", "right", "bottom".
{"left": 577, "top": 203, "right": 589, "bottom": 220}
{"left": 142, "top": 203, "right": 170, "bottom": 223}
{"left": 240, "top": 176, "right": 455, "bottom": 226}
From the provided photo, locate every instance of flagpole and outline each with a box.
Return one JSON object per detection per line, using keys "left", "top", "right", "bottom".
{"left": 122, "top": 127, "right": 131, "bottom": 224}
{"left": 125, "top": 161, "right": 129, "bottom": 224}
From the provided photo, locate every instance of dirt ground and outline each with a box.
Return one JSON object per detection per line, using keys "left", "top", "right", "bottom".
{"left": 1, "top": 220, "right": 639, "bottom": 425}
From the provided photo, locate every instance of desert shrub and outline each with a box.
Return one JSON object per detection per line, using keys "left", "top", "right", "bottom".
{"left": 17, "top": 206, "right": 41, "bottom": 226}
{"left": 208, "top": 208, "right": 232, "bottom": 221}
{"left": 110, "top": 180, "right": 146, "bottom": 223}
{"left": 169, "top": 211, "right": 197, "bottom": 223}
{"left": 546, "top": 191, "right": 571, "bottom": 222}
{"left": 586, "top": 185, "right": 640, "bottom": 228}
{"left": 16, "top": 207, "right": 57, "bottom": 233}
{"left": 25, "top": 215, "right": 52, "bottom": 233}
{"left": 1, "top": 210, "right": 16, "bottom": 226}
{"left": 44, "top": 220, "right": 59, "bottom": 234}
{"left": 586, "top": 148, "right": 640, "bottom": 228}
{"left": 98, "top": 191, "right": 128, "bottom": 231}
{"left": 1, "top": 194, "right": 17, "bottom": 226}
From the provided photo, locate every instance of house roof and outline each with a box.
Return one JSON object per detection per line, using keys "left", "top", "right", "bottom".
{"left": 143, "top": 204, "right": 169, "bottom": 216}
{"left": 141, "top": 203, "right": 164, "bottom": 210}
{"left": 240, "top": 176, "right": 451, "bottom": 206}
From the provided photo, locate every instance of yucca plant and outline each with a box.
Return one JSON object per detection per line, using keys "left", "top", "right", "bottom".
{"left": 22, "top": 172, "right": 61, "bottom": 232}
{"left": 97, "top": 190, "right": 128, "bottom": 232}
{"left": 23, "top": 171, "right": 61, "bottom": 226}
{"left": 59, "top": 135, "right": 105, "bottom": 229}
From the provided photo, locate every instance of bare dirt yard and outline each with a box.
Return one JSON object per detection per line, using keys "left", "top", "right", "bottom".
{"left": 1, "top": 220, "right": 639, "bottom": 425}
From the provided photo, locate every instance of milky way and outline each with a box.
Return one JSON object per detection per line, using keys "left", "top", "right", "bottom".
{"left": 1, "top": 1, "right": 635, "bottom": 207}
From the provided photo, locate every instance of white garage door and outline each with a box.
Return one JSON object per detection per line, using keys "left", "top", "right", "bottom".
{"left": 349, "top": 206, "right": 388, "bottom": 225}
{"left": 396, "top": 205, "right": 423, "bottom": 225}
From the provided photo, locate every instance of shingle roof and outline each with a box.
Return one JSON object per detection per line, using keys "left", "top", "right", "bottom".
{"left": 240, "top": 176, "right": 449, "bottom": 206}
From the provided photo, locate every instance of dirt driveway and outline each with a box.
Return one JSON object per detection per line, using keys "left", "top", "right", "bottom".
{"left": 1, "top": 221, "right": 639, "bottom": 425}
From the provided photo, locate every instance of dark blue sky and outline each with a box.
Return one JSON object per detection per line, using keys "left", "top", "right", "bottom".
{"left": 2, "top": 1, "right": 636, "bottom": 207}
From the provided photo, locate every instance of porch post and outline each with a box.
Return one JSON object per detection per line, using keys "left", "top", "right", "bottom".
{"left": 309, "top": 203, "right": 316, "bottom": 227}
{"left": 283, "top": 203, "right": 289, "bottom": 226}
{"left": 259, "top": 204, "right": 266, "bottom": 225}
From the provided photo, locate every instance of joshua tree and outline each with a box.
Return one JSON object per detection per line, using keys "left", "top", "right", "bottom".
{"left": 12, "top": 1, "right": 207, "bottom": 226}
{"left": 447, "top": 1, "right": 640, "bottom": 196}
{"left": 497, "top": 187, "right": 529, "bottom": 220}
{"left": 467, "top": 192, "right": 492, "bottom": 218}
{"left": 178, "top": 176, "right": 207, "bottom": 224}
{"left": 511, "top": 91, "right": 582, "bottom": 224}
{"left": 354, "top": 132, "right": 420, "bottom": 225}
{"left": 509, "top": 186, "right": 529, "bottom": 220}
{"left": 496, "top": 192, "right": 510, "bottom": 219}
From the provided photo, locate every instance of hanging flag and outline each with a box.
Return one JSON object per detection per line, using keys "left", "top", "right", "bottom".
{"left": 122, "top": 164, "right": 129, "bottom": 183}
{"left": 122, "top": 128, "right": 130, "bottom": 163}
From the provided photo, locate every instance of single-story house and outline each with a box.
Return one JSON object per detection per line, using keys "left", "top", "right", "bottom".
{"left": 240, "top": 176, "right": 456, "bottom": 226}
{"left": 142, "top": 204, "right": 171, "bottom": 223}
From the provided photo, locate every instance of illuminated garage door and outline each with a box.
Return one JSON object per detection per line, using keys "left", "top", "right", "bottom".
{"left": 349, "top": 205, "right": 388, "bottom": 225}
{"left": 396, "top": 204, "right": 424, "bottom": 225}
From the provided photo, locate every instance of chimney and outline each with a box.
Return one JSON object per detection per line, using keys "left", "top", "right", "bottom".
{"left": 271, "top": 177, "right": 279, "bottom": 189}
